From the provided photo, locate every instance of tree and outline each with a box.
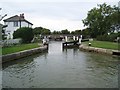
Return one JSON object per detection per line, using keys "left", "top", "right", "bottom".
{"left": 2, "top": 28, "right": 6, "bottom": 40}
{"left": 82, "top": 3, "right": 119, "bottom": 38}
{"left": 33, "top": 27, "right": 43, "bottom": 35}
{"left": 0, "top": 8, "right": 7, "bottom": 40}
{"left": 71, "top": 31, "right": 75, "bottom": 35}
{"left": 52, "top": 30, "right": 61, "bottom": 34}
{"left": 71, "top": 30, "right": 82, "bottom": 35}
{"left": 33, "top": 27, "right": 51, "bottom": 36}
{"left": 61, "top": 29, "right": 70, "bottom": 34}
{"left": 42, "top": 28, "right": 51, "bottom": 35}
{"left": 81, "top": 28, "right": 91, "bottom": 38}
{"left": 110, "top": 5, "right": 120, "bottom": 33}
{"left": 13, "top": 27, "right": 34, "bottom": 43}
{"left": 0, "top": 24, "right": 7, "bottom": 40}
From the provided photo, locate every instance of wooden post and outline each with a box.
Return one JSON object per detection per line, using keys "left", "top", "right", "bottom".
{"left": 46, "top": 43, "right": 49, "bottom": 50}
{"left": 62, "top": 43, "right": 65, "bottom": 49}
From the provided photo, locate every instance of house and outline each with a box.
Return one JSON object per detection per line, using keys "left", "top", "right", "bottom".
{"left": 3, "top": 14, "right": 33, "bottom": 39}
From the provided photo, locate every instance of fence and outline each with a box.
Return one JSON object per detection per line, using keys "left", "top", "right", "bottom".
{"left": 1, "top": 38, "right": 22, "bottom": 47}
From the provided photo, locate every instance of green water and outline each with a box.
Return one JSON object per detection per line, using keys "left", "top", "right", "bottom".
{"left": 2, "top": 41, "right": 119, "bottom": 88}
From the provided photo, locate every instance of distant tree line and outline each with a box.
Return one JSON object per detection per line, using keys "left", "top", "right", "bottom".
{"left": 13, "top": 27, "right": 85, "bottom": 43}
{"left": 33, "top": 27, "right": 51, "bottom": 36}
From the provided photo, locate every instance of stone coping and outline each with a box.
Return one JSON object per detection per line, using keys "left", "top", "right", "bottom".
{"left": 79, "top": 44, "right": 119, "bottom": 55}
{"left": 2, "top": 45, "right": 48, "bottom": 63}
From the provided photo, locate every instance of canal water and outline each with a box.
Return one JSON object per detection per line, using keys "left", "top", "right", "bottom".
{"left": 2, "top": 41, "right": 118, "bottom": 88}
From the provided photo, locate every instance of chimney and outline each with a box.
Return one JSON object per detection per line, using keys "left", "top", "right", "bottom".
{"left": 20, "top": 13, "right": 24, "bottom": 19}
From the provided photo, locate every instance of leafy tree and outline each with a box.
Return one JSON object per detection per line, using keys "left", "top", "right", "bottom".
{"left": 33, "top": 27, "right": 51, "bottom": 35}
{"left": 96, "top": 32, "right": 120, "bottom": 42}
{"left": 75, "top": 30, "right": 82, "bottom": 35}
{"left": 2, "top": 28, "right": 6, "bottom": 40}
{"left": 52, "top": 30, "right": 61, "bottom": 34}
{"left": 81, "top": 28, "right": 91, "bottom": 38}
{"left": 33, "top": 27, "right": 43, "bottom": 35}
{"left": 2, "top": 26, "right": 7, "bottom": 40}
{"left": 82, "top": 3, "right": 119, "bottom": 38}
{"left": 0, "top": 24, "right": 7, "bottom": 40}
{"left": 61, "top": 29, "right": 70, "bottom": 34}
{"left": 71, "top": 30, "right": 82, "bottom": 35}
{"left": 42, "top": 28, "right": 51, "bottom": 35}
{"left": 71, "top": 31, "right": 75, "bottom": 35}
{"left": 13, "top": 27, "right": 34, "bottom": 43}
{"left": 110, "top": 5, "right": 120, "bottom": 33}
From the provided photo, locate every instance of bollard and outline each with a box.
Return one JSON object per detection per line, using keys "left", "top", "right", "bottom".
{"left": 89, "top": 43, "right": 91, "bottom": 46}
{"left": 79, "top": 38, "right": 81, "bottom": 44}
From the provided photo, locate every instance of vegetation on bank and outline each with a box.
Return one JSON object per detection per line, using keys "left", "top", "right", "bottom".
{"left": 83, "top": 40, "right": 119, "bottom": 50}
{"left": 2, "top": 43, "right": 41, "bottom": 55}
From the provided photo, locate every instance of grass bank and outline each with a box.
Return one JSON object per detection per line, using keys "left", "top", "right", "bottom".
{"left": 82, "top": 40, "right": 118, "bottom": 50}
{"left": 2, "top": 43, "right": 41, "bottom": 55}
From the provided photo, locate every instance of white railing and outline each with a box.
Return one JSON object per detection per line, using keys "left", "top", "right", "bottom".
{"left": 1, "top": 38, "right": 22, "bottom": 47}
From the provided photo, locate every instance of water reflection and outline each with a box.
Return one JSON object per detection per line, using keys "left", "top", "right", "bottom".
{"left": 2, "top": 41, "right": 118, "bottom": 88}
{"left": 63, "top": 48, "right": 78, "bottom": 55}
{"left": 3, "top": 52, "right": 48, "bottom": 88}
{"left": 3, "top": 52, "right": 48, "bottom": 69}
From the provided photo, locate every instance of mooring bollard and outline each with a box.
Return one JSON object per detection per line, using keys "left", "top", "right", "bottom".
{"left": 89, "top": 43, "right": 91, "bottom": 46}
{"left": 79, "top": 38, "right": 81, "bottom": 44}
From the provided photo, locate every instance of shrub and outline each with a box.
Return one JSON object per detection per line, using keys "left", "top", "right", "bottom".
{"left": 96, "top": 33, "right": 120, "bottom": 42}
{"left": 13, "top": 27, "right": 34, "bottom": 43}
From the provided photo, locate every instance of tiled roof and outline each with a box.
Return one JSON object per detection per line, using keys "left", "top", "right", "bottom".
{"left": 3, "top": 15, "right": 33, "bottom": 25}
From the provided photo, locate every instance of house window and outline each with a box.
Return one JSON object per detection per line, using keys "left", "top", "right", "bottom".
{"left": 13, "top": 21, "right": 18, "bottom": 27}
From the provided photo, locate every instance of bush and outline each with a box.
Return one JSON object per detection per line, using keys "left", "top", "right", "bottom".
{"left": 96, "top": 33, "right": 120, "bottom": 42}
{"left": 13, "top": 27, "right": 34, "bottom": 43}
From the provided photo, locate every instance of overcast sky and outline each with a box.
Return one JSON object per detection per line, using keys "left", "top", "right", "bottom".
{"left": 0, "top": 0, "right": 119, "bottom": 31}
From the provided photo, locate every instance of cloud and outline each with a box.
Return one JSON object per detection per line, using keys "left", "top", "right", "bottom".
{"left": 31, "top": 17, "right": 82, "bottom": 31}
{"left": 1, "top": 0, "right": 119, "bottom": 3}
{"left": 1, "top": 0, "right": 119, "bottom": 31}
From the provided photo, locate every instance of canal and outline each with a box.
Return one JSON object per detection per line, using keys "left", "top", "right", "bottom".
{"left": 2, "top": 41, "right": 118, "bottom": 88}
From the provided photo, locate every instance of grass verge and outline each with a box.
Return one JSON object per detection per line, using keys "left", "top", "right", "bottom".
{"left": 2, "top": 43, "right": 41, "bottom": 55}
{"left": 82, "top": 40, "right": 118, "bottom": 50}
